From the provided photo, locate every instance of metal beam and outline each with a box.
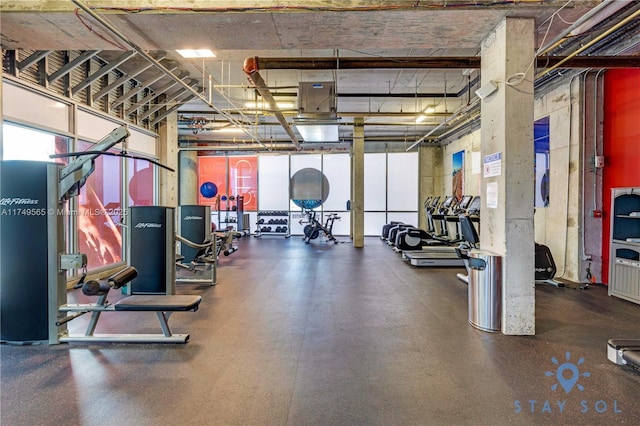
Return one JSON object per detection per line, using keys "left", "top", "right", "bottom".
{"left": 111, "top": 65, "right": 178, "bottom": 109}
{"left": 139, "top": 85, "right": 199, "bottom": 121}
{"left": 538, "top": 55, "right": 640, "bottom": 69}
{"left": 47, "top": 50, "right": 100, "bottom": 84}
{"left": 126, "top": 74, "right": 187, "bottom": 116}
{"left": 17, "top": 50, "right": 53, "bottom": 71}
{"left": 246, "top": 55, "right": 640, "bottom": 70}
{"left": 150, "top": 94, "right": 197, "bottom": 127}
{"left": 93, "top": 53, "right": 167, "bottom": 101}
{"left": 71, "top": 51, "right": 137, "bottom": 97}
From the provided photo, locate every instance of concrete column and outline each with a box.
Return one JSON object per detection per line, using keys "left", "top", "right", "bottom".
{"left": 418, "top": 146, "right": 441, "bottom": 229}
{"left": 158, "top": 111, "right": 178, "bottom": 207}
{"left": 352, "top": 117, "right": 365, "bottom": 247}
{"left": 179, "top": 149, "right": 198, "bottom": 205}
{"left": 480, "top": 18, "right": 535, "bottom": 335}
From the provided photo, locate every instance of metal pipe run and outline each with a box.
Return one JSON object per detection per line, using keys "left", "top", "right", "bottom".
{"left": 243, "top": 57, "right": 302, "bottom": 150}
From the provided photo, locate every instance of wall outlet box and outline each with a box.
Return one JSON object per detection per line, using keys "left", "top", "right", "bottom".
{"left": 595, "top": 156, "right": 605, "bottom": 168}
{"left": 475, "top": 81, "right": 498, "bottom": 100}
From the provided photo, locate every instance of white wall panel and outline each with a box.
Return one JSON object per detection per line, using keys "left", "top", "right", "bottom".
{"left": 128, "top": 129, "right": 157, "bottom": 156}
{"left": 3, "top": 83, "right": 69, "bottom": 132}
{"left": 77, "top": 110, "right": 121, "bottom": 141}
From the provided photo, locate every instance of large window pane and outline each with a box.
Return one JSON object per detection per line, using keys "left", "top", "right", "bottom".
{"left": 290, "top": 154, "right": 322, "bottom": 212}
{"left": 77, "top": 141, "right": 123, "bottom": 270}
{"left": 128, "top": 158, "right": 155, "bottom": 206}
{"left": 365, "top": 212, "right": 387, "bottom": 236}
{"left": 364, "top": 153, "right": 386, "bottom": 211}
{"left": 322, "top": 154, "right": 351, "bottom": 211}
{"left": 258, "top": 155, "right": 290, "bottom": 210}
{"left": 388, "top": 152, "right": 418, "bottom": 211}
{"left": 2, "top": 123, "right": 68, "bottom": 162}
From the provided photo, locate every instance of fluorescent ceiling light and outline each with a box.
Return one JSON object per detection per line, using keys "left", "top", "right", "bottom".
{"left": 245, "top": 101, "right": 295, "bottom": 109}
{"left": 294, "top": 123, "right": 339, "bottom": 142}
{"left": 214, "top": 127, "right": 245, "bottom": 133}
{"left": 176, "top": 49, "right": 216, "bottom": 58}
{"left": 415, "top": 107, "right": 435, "bottom": 123}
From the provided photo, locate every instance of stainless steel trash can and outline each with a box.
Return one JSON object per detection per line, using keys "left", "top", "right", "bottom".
{"left": 468, "top": 251, "right": 502, "bottom": 332}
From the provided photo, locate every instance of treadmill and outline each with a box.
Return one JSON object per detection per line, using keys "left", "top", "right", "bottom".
{"left": 403, "top": 196, "right": 478, "bottom": 267}
{"left": 607, "top": 339, "right": 640, "bottom": 370}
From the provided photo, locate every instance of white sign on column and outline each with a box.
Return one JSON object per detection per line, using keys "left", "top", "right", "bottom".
{"left": 483, "top": 152, "right": 502, "bottom": 178}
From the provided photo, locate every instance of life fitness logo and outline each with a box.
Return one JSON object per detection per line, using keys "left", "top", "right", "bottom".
{"left": 134, "top": 222, "right": 162, "bottom": 229}
{"left": 184, "top": 216, "right": 203, "bottom": 221}
{"left": 0, "top": 198, "right": 39, "bottom": 206}
{"left": 514, "top": 351, "right": 621, "bottom": 415}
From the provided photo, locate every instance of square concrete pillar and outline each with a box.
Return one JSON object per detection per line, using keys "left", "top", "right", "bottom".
{"left": 480, "top": 18, "right": 536, "bottom": 335}
{"left": 352, "top": 117, "right": 365, "bottom": 247}
{"left": 158, "top": 111, "right": 179, "bottom": 207}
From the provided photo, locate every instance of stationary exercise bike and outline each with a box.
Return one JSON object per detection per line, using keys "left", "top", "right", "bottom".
{"left": 301, "top": 210, "right": 340, "bottom": 244}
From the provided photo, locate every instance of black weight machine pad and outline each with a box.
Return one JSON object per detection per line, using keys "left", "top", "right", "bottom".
{"left": 114, "top": 295, "right": 202, "bottom": 312}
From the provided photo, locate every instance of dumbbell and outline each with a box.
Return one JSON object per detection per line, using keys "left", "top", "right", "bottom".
{"left": 275, "top": 226, "right": 282, "bottom": 233}
{"left": 258, "top": 218, "right": 265, "bottom": 224}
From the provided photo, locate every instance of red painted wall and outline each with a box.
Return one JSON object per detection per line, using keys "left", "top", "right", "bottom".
{"left": 602, "top": 69, "right": 640, "bottom": 282}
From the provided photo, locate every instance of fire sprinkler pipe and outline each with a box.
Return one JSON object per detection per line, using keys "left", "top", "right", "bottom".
{"left": 243, "top": 57, "right": 302, "bottom": 151}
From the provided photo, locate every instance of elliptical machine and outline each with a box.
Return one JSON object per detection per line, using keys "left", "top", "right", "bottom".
{"left": 301, "top": 210, "right": 340, "bottom": 244}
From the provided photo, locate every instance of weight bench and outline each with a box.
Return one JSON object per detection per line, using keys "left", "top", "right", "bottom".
{"left": 58, "top": 267, "right": 201, "bottom": 344}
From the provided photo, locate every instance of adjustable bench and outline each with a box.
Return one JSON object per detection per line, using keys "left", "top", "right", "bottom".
{"left": 58, "top": 267, "right": 202, "bottom": 344}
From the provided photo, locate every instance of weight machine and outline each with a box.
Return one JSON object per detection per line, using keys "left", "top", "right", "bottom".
{"left": 0, "top": 126, "right": 200, "bottom": 344}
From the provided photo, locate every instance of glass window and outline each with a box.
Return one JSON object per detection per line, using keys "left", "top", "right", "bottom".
{"left": 128, "top": 157, "right": 155, "bottom": 207}
{"left": 77, "top": 141, "right": 123, "bottom": 270}
{"left": 2, "top": 123, "right": 68, "bottom": 162}
{"left": 258, "top": 155, "right": 290, "bottom": 210}
{"left": 322, "top": 154, "right": 351, "bottom": 211}
{"left": 388, "top": 152, "right": 418, "bottom": 211}
{"left": 364, "top": 153, "right": 387, "bottom": 211}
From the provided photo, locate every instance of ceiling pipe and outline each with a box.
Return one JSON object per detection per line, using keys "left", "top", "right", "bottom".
{"left": 537, "top": 0, "right": 631, "bottom": 56}
{"left": 243, "top": 57, "right": 302, "bottom": 150}
{"left": 536, "top": 8, "right": 640, "bottom": 78}
{"left": 70, "top": 0, "right": 269, "bottom": 150}
{"left": 406, "top": 98, "right": 481, "bottom": 152}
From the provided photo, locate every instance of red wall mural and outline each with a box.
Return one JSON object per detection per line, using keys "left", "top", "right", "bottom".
{"left": 602, "top": 69, "right": 640, "bottom": 282}
{"left": 197, "top": 156, "right": 258, "bottom": 211}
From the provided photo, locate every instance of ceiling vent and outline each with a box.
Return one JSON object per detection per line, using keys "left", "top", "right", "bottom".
{"left": 294, "top": 82, "right": 340, "bottom": 142}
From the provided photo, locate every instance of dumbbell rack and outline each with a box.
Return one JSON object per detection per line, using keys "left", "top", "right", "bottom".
{"left": 255, "top": 211, "right": 290, "bottom": 238}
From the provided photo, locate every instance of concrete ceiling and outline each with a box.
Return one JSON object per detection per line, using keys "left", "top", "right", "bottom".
{"left": 2, "top": 0, "right": 635, "bottom": 149}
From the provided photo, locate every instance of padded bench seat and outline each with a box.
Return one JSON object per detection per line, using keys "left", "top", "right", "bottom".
{"left": 114, "top": 295, "right": 202, "bottom": 312}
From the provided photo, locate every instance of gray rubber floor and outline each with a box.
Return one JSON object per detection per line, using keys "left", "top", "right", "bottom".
{"left": 2, "top": 236, "right": 639, "bottom": 425}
